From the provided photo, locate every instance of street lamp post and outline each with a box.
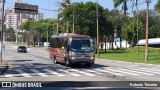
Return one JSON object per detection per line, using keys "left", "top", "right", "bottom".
{"left": 145, "top": 0, "right": 150, "bottom": 63}
{"left": 1, "top": 0, "right": 5, "bottom": 63}
{"left": 136, "top": 1, "right": 139, "bottom": 55}
{"left": 43, "top": 23, "right": 49, "bottom": 46}
{"left": 47, "top": 24, "right": 49, "bottom": 43}
{"left": 57, "top": 9, "right": 59, "bottom": 35}
{"left": 72, "top": 11, "right": 75, "bottom": 34}
{"left": 96, "top": 0, "right": 99, "bottom": 57}
{"left": 66, "top": 3, "right": 75, "bottom": 34}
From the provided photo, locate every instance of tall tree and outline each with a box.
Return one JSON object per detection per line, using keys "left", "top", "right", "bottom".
{"left": 20, "top": 19, "right": 57, "bottom": 47}
{"left": 62, "top": 2, "right": 113, "bottom": 38}
{"left": 59, "top": 0, "right": 71, "bottom": 33}
{"left": 155, "top": 0, "right": 160, "bottom": 37}
{"left": 5, "top": 28, "right": 16, "bottom": 41}
{"left": 113, "top": 0, "right": 128, "bottom": 55}
{"left": 61, "top": 0, "right": 71, "bottom": 8}
{"left": 113, "top": 0, "right": 139, "bottom": 55}
{"left": 155, "top": 0, "right": 160, "bottom": 13}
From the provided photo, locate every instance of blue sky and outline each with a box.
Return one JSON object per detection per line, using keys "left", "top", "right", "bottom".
{"left": 5, "top": 0, "right": 157, "bottom": 19}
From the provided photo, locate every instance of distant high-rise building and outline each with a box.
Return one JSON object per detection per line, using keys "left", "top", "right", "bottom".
{"left": 5, "top": 0, "right": 44, "bottom": 30}
{"left": 6, "top": 13, "right": 19, "bottom": 30}
{"left": 37, "top": 12, "right": 44, "bottom": 20}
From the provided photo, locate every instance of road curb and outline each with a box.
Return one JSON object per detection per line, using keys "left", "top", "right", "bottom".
{"left": 96, "top": 58, "right": 160, "bottom": 67}
{"left": 0, "top": 60, "right": 9, "bottom": 74}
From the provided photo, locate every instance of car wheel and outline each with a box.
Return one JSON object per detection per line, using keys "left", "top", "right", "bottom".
{"left": 65, "top": 58, "right": 71, "bottom": 67}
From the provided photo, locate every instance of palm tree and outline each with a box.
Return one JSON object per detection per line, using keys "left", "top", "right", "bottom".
{"left": 60, "top": 0, "right": 71, "bottom": 33}
{"left": 114, "top": 0, "right": 128, "bottom": 16}
{"left": 61, "top": 0, "right": 71, "bottom": 8}
{"left": 113, "top": 0, "right": 139, "bottom": 56}
{"left": 113, "top": 0, "right": 129, "bottom": 56}
{"left": 114, "top": 0, "right": 150, "bottom": 62}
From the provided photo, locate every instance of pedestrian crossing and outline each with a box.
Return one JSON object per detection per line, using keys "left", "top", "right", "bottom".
{"left": 2, "top": 67, "right": 160, "bottom": 78}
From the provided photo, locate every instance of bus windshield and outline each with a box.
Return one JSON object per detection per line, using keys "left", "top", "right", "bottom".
{"left": 69, "top": 38, "right": 94, "bottom": 52}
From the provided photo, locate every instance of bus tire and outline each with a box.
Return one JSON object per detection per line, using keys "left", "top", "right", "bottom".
{"left": 86, "top": 63, "right": 91, "bottom": 68}
{"left": 65, "top": 58, "right": 71, "bottom": 67}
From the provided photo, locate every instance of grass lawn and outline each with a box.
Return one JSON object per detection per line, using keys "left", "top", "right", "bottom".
{"left": 96, "top": 46, "right": 160, "bottom": 64}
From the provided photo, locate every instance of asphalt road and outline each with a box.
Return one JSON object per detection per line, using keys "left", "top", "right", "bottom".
{"left": 1, "top": 42, "right": 160, "bottom": 89}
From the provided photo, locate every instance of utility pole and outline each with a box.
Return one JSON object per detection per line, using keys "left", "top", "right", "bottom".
{"left": 47, "top": 23, "right": 48, "bottom": 43}
{"left": 57, "top": 9, "right": 59, "bottom": 35}
{"left": 96, "top": 0, "right": 99, "bottom": 57}
{"left": 1, "top": 0, "right": 5, "bottom": 63}
{"left": 145, "top": 0, "right": 150, "bottom": 63}
{"left": 72, "top": 11, "right": 74, "bottom": 34}
{"left": 136, "top": 1, "right": 139, "bottom": 55}
{"left": 67, "top": 22, "right": 69, "bottom": 33}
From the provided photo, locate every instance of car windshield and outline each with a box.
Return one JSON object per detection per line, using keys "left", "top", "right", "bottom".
{"left": 18, "top": 46, "right": 26, "bottom": 48}
{"left": 69, "top": 38, "right": 94, "bottom": 52}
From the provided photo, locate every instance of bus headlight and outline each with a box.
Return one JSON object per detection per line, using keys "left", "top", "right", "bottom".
{"left": 69, "top": 51, "right": 75, "bottom": 56}
{"left": 90, "top": 53, "right": 95, "bottom": 59}
{"left": 71, "top": 57, "right": 76, "bottom": 59}
{"left": 90, "top": 56, "right": 94, "bottom": 59}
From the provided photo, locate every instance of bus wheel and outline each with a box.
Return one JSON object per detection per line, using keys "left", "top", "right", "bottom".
{"left": 65, "top": 59, "right": 71, "bottom": 67}
{"left": 86, "top": 64, "right": 91, "bottom": 68}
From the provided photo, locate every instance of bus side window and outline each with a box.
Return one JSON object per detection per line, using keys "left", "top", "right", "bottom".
{"left": 49, "top": 38, "right": 55, "bottom": 48}
{"left": 56, "top": 38, "right": 60, "bottom": 48}
{"left": 64, "top": 38, "right": 68, "bottom": 49}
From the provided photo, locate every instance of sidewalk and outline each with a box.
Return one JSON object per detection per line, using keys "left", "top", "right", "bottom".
{"left": 0, "top": 60, "right": 8, "bottom": 74}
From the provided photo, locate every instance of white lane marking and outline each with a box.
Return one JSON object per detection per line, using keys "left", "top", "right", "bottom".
{"left": 95, "top": 69, "right": 124, "bottom": 76}
{"left": 57, "top": 69, "right": 81, "bottom": 76}
{"left": 141, "top": 68, "right": 160, "bottom": 72}
{"left": 6, "top": 56, "right": 13, "bottom": 58}
{"left": 117, "top": 68, "right": 153, "bottom": 75}
{"left": 5, "top": 74, "right": 13, "bottom": 77}
{"left": 143, "top": 67, "right": 160, "bottom": 71}
{"left": 31, "top": 69, "right": 48, "bottom": 77}
{"left": 138, "top": 77, "right": 149, "bottom": 80}
{"left": 16, "top": 70, "right": 32, "bottom": 77}
{"left": 83, "top": 69, "right": 103, "bottom": 74}
{"left": 43, "top": 69, "right": 65, "bottom": 76}
{"left": 106, "top": 68, "right": 139, "bottom": 76}
{"left": 129, "top": 68, "right": 154, "bottom": 75}
{"left": 69, "top": 69, "right": 96, "bottom": 76}
{"left": 134, "top": 68, "right": 160, "bottom": 74}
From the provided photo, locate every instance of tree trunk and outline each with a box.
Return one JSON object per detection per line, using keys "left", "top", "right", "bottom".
{"left": 38, "top": 32, "right": 40, "bottom": 47}
{"left": 32, "top": 34, "right": 35, "bottom": 47}
{"left": 132, "top": 20, "right": 135, "bottom": 53}
{"left": 120, "top": 36, "right": 122, "bottom": 48}
{"left": 105, "top": 35, "right": 107, "bottom": 52}
{"left": 111, "top": 35, "right": 114, "bottom": 50}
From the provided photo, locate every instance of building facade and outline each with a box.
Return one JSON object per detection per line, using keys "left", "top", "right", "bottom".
{"left": 6, "top": 12, "right": 19, "bottom": 30}
{"left": 5, "top": 10, "right": 44, "bottom": 30}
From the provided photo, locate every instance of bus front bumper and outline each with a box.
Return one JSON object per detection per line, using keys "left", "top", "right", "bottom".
{"left": 69, "top": 57, "right": 95, "bottom": 64}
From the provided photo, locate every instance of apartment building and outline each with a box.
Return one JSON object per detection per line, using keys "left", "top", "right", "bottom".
{"left": 6, "top": 13, "right": 19, "bottom": 30}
